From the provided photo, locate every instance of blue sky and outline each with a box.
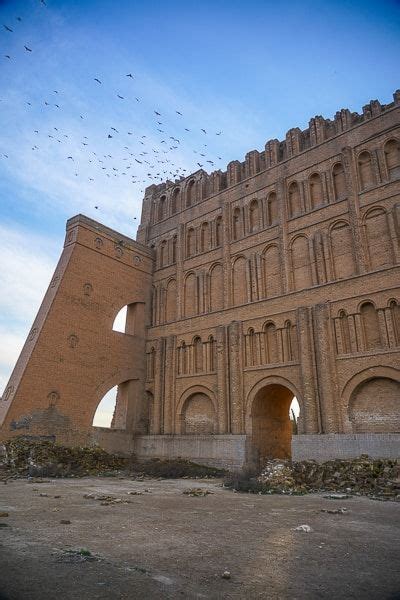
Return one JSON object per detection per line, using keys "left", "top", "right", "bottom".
{"left": 0, "top": 0, "right": 399, "bottom": 423}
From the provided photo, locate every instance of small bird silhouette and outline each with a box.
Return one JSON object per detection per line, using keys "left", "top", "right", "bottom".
{"left": 117, "top": 94, "right": 124, "bottom": 99}
{"left": 154, "top": 110, "right": 161, "bottom": 116}
{"left": 176, "top": 111, "right": 182, "bottom": 115}
{"left": 16, "top": 17, "right": 22, "bottom": 22}
{"left": 216, "top": 131, "right": 222, "bottom": 135}
{"left": 184, "top": 128, "right": 190, "bottom": 131}
{"left": 108, "top": 134, "right": 113, "bottom": 139}
{"left": 24, "top": 45, "right": 32, "bottom": 52}
{"left": 111, "top": 127, "right": 119, "bottom": 132}
{"left": 3, "top": 25, "right": 13, "bottom": 32}
{"left": 201, "top": 129, "right": 207, "bottom": 134}
{"left": 126, "top": 73, "right": 134, "bottom": 78}
{"left": 197, "top": 162, "right": 203, "bottom": 167}
{"left": 94, "top": 206, "right": 99, "bottom": 209}
{"left": 67, "top": 156, "right": 74, "bottom": 160}
{"left": 94, "top": 78, "right": 102, "bottom": 84}
{"left": 4, "top": 55, "right": 11, "bottom": 59}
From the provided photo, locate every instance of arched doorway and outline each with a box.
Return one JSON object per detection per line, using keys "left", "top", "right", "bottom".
{"left": 349, "top": 377, "right": 400, "bottom": 432}
{"left": 250, "top": 383, "right": 298, "bottom": 462}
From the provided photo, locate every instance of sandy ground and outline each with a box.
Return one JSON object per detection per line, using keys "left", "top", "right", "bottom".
{"left": 0, "top": 476, "right": 399, "bottom": 600}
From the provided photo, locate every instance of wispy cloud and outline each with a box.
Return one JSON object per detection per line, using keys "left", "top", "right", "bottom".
{"left": 0, "top": 221, "right": 58, "bottom": 392}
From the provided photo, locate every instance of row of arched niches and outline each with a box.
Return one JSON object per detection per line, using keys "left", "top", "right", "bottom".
{"left": 151, "top": 138, "right": 400, "bottom": 228}
{"left": 146, "top": 299, "right": 400, "bottom": 379}
{"left": 151, "top": 197, "right": 400, "bottom": 325}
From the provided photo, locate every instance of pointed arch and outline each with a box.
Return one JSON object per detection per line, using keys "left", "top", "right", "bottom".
{"left": 158, "top": 195, "right": 166, "bottom": 221}
{"left": 165, "top": 278, "right": 177, "bottom": 322}
{"left": 193, "top": 336, "right": 203, "bottom": 373}
{"left": 171, "top": 187, "right": 180, "bottom": 214}
{"left": 200, "top": 222, "right": 210, "bottom": 252}
{"left": 290, "top": 235, "right": 312, "bottom": 290}
{"left": 360, "top": 301, "right": 381, "bottom": 350}
{"left": 262, "top": 244, "right": 282, "bottom": 297}
{"left": 330, "top": 220, "right": 356, "bottom": 280}
{"left": 186, "top": 227, "right": 196, "bottom": 257}
{"left": 186, "top": 179, "right": 196, "bottom": 207}
{"left": 332, "top": 162, "right": 346, "bottom": 200}
{"left": 249, "top": 199, "right": 260, "bottom": 233}
{"left": 358, "top": 150, "right": 376, "bottom": 190}
{"left": 264, "top": 321, "right": 278, "bottom": 364}
{"left": 209, "top": 263, "right": 224, "bottom": 312}
{"left": 184, "top": 272, "right": 197, "bottom": 317}
{"left": 384, "top": 139, "right": 400, "bottom": 180}
{"left": 266, "top": 192, "right": 278, "bottom": 226}
{"left": 215, "top": 215, "right": 223, "bottom": 247}
{"left": 338, "top": 310, "right": 351, "bottom": 354}
{"left": 232, "top": 207, "right": 243, "bottom": 240}
{"left": 288, "top": 181, "right": 301, "bottom": 218}
{"left": 309, "top": 173, "right": 323, "bottom": 209}
{"left": 232, "top": 255, "right": 247, "bottom": 305}
{"left": 364, "top": 207, "right": 394, "bottom": 269}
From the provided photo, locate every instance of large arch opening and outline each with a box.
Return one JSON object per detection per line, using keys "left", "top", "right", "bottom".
{"left": 349, "top": 377, "right": 400, "bottom": 432}
{"left": 181, "top": 392, "right": 216, "bottom": 434}
{"left": 112, "top": 302, "right": 145, "bottom": 336}
{"left": 250, "top": 384, "right": 299, "bottom": 462}
{"left": 93, "top": 386, "right": 118, "bottom": 428}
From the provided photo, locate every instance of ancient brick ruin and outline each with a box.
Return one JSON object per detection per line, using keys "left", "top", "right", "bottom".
{"left": 1, "top": 91, "right": 399, "bottom": 468}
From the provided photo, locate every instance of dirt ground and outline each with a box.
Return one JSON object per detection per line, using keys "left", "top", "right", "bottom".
{"left": 0, "top": 477, "right": 399, "bottom": 600}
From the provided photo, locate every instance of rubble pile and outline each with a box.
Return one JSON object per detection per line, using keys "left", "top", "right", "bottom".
{"left": 0, "top": 438, "right": 128, "bottom": 478}
{"left": 256, "top": 456, "right": 400, "bottom": 499}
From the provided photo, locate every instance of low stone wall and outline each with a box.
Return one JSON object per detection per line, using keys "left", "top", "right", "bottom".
{"left": 134, "top": 434, "right": 247, "bottom": 470}
{"left": 292, "top": 433, "right": 400, "bottom": 462}
{"left": 92, "top": 427, "right": 135, "bottom": 456}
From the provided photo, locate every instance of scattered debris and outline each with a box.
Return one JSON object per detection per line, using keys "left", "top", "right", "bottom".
{"left": 222, "top": 570, "right": 231, "bottom": 579}
{"left": 224, "top": 456, "right": 400, "bottom": 500}
{"left": 293, "top": 524, "right": 312, "bottom": 532}
{"left": 60, "top": 519, "right": 71, "bottom": 524}
{"left": 182, "top": 488, "right": 214, "bottom": 497}
{"left": 321, "top": 508, "right": 348, "bottom": 514}
{"left": 39, "top": 493, "right": 48, "bottom": 497}
{"left": 83, "top": 493, "right": 132, "bottom": 505}
{"left": 0, "top": 512, "right": 9, "bottom": 518}
{"left": 323, "top": 493, "right": 351, "bottom": 500}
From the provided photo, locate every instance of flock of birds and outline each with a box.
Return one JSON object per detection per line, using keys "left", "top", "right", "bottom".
{"left": 1, "top": 1, "right": 226, "bottom": 215}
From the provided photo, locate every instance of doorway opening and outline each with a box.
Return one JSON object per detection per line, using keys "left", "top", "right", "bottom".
{"left": 251, "top": 383, "right": 299, "bottom": 462}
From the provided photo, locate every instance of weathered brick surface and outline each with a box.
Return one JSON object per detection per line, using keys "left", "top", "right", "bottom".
{"left": 1, "top": 93, "right": 400, "bottom": 461}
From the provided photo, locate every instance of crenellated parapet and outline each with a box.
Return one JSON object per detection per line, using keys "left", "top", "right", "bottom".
{"left": 141, "top": 89, "right": 400, "bottom": 229}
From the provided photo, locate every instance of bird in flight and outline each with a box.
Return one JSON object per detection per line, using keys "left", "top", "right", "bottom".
{"left": 154, "top": 110, "right": 161, "bottom": 116}
{"left": 216, "top": 131, "right": 222, "bottom": 135}
{"left": 3, "top": 24, "right": 13, "bottom": 32}
{"left": 176, "top": 111, "right": 182, "bottom": 115}
{"left": 94, "top": 78, "right": 102, "bottom": 84}
{"left": 126, "top": 73, "right": 134, "bottom": 78}
{"left": 111, "top": 127, "right": 119, "bottom": 132}
{"left": 201, "top": 129, "right": 207, "bottom": 134}
{"left": 67, "top": 156, "right": 74, "bottom": 160}
{"left": 4, "top": 55, "right": 11, "bottom": 59}
{"left": 16, "top": 17, "right": 22, "bottom": 22}
{"left": 108, "top": 134, "right": 113, "bottom": 139}
{"left": 197, "top": 163, "right": 203, "bottom": 167}
{"left": 184, "top": 128, "right": 190, "bottom": 131}
{"left": 117, "top": 94, "right": 124, "bottom": 99}
{"left": 24, "top": 45, "right": 32, "bottom": 52}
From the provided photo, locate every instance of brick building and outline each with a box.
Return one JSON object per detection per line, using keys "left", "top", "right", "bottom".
{"left": 1, "top": 91, "right": 400, "bottom": 467}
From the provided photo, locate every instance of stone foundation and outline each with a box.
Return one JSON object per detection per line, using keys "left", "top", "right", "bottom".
{"left": 134, "top": 434, "right": 247, "bottom": 470}
{"left": 292, "top": 433, "right": 400, "bottom": 462}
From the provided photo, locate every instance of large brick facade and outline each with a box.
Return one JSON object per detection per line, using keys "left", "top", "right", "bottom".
{"left": 1, "top": 92, "right": 400, "bottom": 466}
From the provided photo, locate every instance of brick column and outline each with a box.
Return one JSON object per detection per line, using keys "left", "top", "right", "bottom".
{"left": 228, "top": 321, "right": 244, "bottom": 433}
{"left": 342, "top": 147, "right": 368, "bottom": 273}
{"left": 313, "top": 303, "right": 340, "bottom": 432}
{"left": 153, "top": 337, "right": 165, "bottom": 434}
{"left": 216, "top": 326, "right": 229, "bottom": 433}
{"left": 296, "top": 307, "right": 320, "bottom": 434}
{"left": 163, "top": 335, "right": 176, "bottom": 433}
